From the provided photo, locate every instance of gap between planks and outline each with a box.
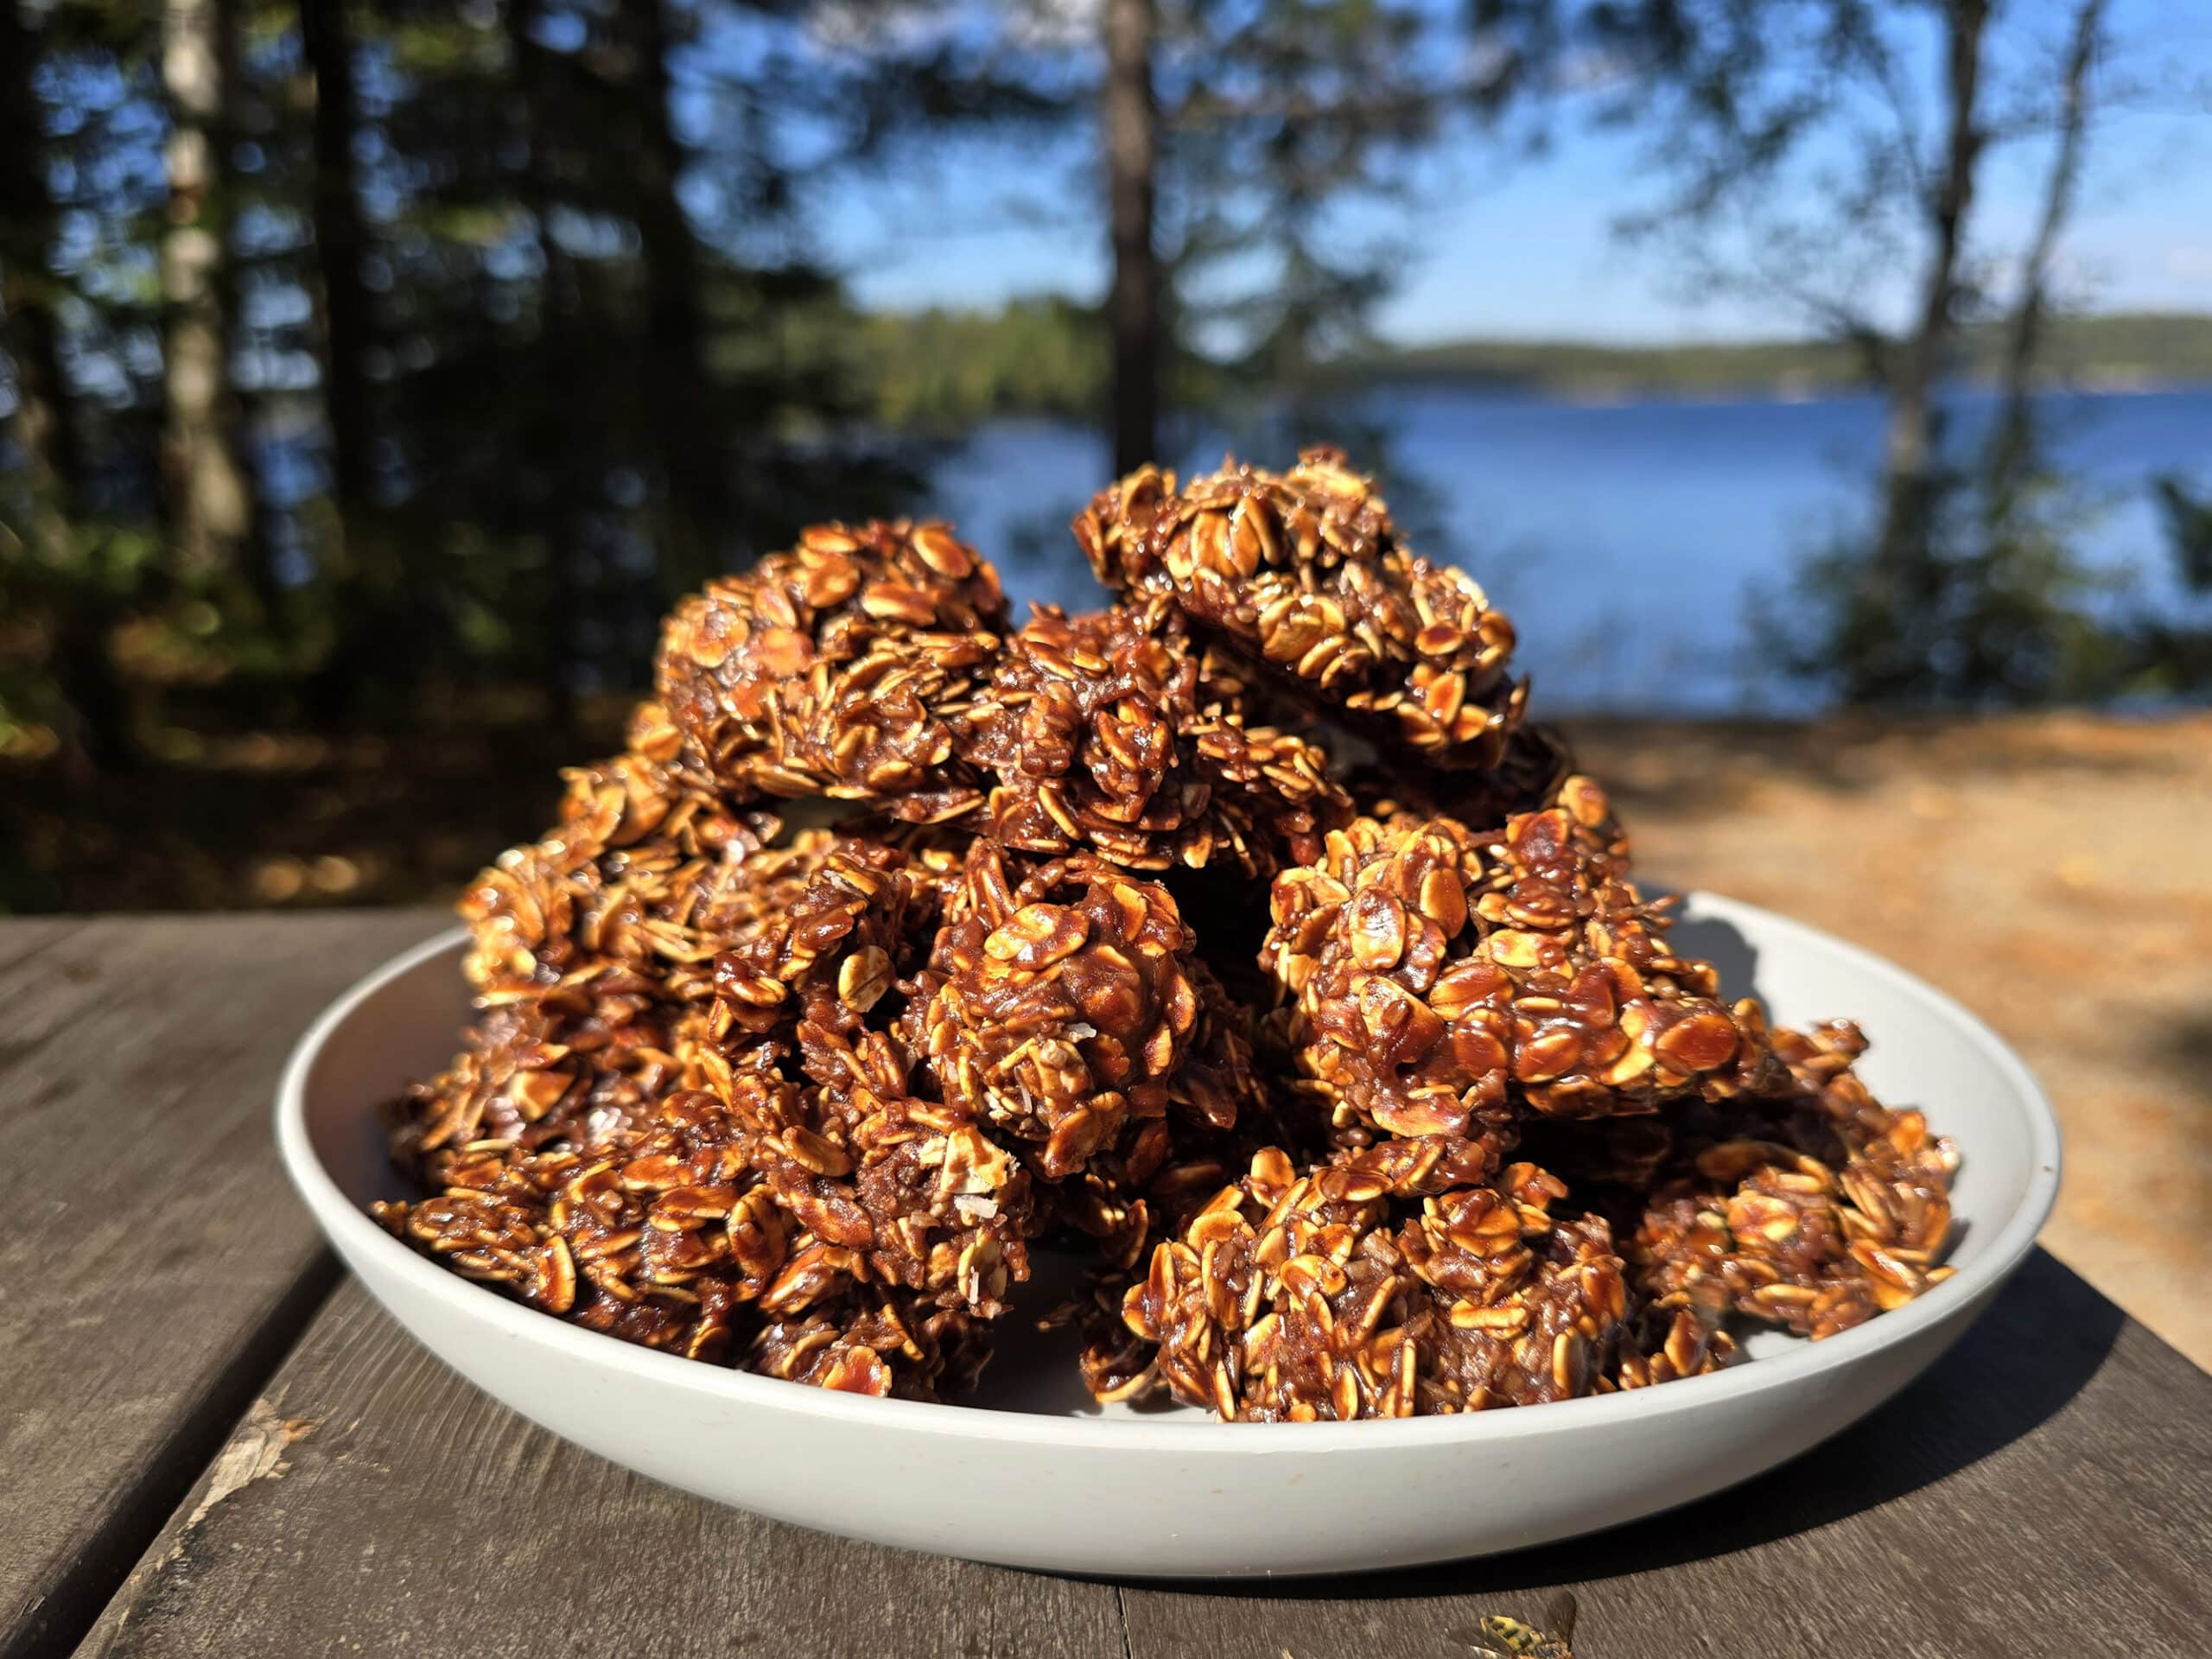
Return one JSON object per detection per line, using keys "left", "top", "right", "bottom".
{"left": 0, "top": 911, "right": 449, "bottom": 1659}
{"left": 3, "top": 1258, "right": 343, "bottom": 1659}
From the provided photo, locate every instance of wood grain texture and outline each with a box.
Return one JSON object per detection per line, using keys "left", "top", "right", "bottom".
{"left": 0, "top": 917, "right": 86, "bottom": 976}
{"left": 78, "top": 1249, "right": 2212, "bottom": 1659}
{"left": 0, "top": 912, "right": 446, "bottom": 1659}
{"left": 78, "top": 1280, "right": 1128, "bottom": 1659}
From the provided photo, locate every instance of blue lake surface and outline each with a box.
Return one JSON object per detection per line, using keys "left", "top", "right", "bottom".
{"left": 920, "top": 384, "right": 2212, "bottom": 715}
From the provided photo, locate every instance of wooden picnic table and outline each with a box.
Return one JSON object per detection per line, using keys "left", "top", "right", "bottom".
{"left": 4, "top": 912, "right": 2209, "bottom": 1659}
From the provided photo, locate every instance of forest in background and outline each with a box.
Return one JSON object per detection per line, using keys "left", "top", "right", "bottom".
{"left": 4, "top": 0, "right": 2210, "bottom": 912}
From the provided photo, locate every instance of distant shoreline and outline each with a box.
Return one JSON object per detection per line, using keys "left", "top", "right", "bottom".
{"left": 1338, "top": 312, "right": 2212, "bottom": 403}
{"left": 1348, "top": 369, "right": 2212, "bottom": 408}
{"left": 853, "top": 303, "right": 2212, "bottom": 432}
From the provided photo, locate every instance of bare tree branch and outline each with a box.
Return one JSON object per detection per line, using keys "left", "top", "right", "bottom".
{"left": 1989, "top": 0, "right": 2107, "bottom": 478}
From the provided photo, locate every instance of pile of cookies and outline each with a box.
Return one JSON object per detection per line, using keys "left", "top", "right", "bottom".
{"left": 374, "top": 448, "right": 1959, "bottom": 1420}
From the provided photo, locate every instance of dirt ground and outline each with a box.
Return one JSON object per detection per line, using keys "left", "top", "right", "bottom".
{"left": 1566, "top": 711, "right": 2212, "bottom": 1370}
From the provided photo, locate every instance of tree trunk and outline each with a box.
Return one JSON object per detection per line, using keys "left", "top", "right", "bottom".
{"left": 300, "top": 0, "right": 376, "bottom": 506}
{"left": 1104, "top": 0, "right": 1160, "bottom": 474}
{"left": 160, "top": 0, "right": 254, "bottom": 576}
{"left": 1988, "top": 0, "right": 2105, "bottom": 480}
{"left": 1, "top": 3, "right": 130, "bottom": 772}
{"left": 215, "top": 0, "right": 283, "bottom": 615}
{"left": 1862, "top": 0, "right": 1989, "bottom": 694}
{"left": 2, "top": 304, "right": 82, "bottom": 499}
{"left": 622, "top": 0, "right": 717, "bottom": 586}
{"left": 0, "top": 0, "right": 86, "bottom": 499}
{"left": 507, "top": 0, "right": 582, "bottom": 738}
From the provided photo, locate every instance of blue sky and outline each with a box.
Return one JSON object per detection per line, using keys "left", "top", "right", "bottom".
{"left": 810, "top": 0, "right": 2210, "bottom": 345}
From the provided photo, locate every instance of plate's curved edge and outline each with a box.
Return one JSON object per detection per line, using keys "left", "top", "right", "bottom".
{"left": 276, "top": 894, "right": 2063, "bottom": 1454}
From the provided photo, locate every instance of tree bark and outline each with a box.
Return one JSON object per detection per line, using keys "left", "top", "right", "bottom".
{"left": 1840, "top": 0, "right": 1993, "bottom": 702}
{"left": 1988, "top": 0, "right": 2105, "bottom": 480}
{"left": 1860, "top": 0, "right": 1989, "bottom": 679}
{"left": 300, "top": 0, "right": 376, "bottom": 506}
{"left": 3, "top": 3, "right": 130, "bottom": 768}
{"left": 215, "top": 0, "right": 283, "bottom": 613}
{"left": 1, "top": 302, "right": 81, "bottom": 499}
{"left": 160, "top": 0, "right": 255, "bottom": 576}
{"left": 507, "top": 0, "right": 583, "bottom": 737}
{"left": 1, "top": 0, "right": 85, "bottom": 499}
{"left": 1104, "top": 0, "right": 1160, "bottom": 474}
{"left": 622, "top": 0, "right": 717, "bottom": 583}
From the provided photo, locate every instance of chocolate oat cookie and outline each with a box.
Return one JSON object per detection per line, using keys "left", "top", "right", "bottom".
{"left": 377, "top": 1090, "right": 789, "bottom": 1365}
{"left": 967, "top": 599, "right": 1347, "bottom": 877}
{"left": 748, "top": 1294, "right": 995, "bottom": 1401}
{"left": 907, "top": 842, "right": 1213, "bottom": 1180}
{"left": 1075, "top": 447, "right": 1526, "bottom": 768}
{"left": 1260, "top": 779, "right": 1779, "bottom": 1144}
{"left": 686, "top": 830, "right": 1037, "bottom": 1319}
{"left": 381, "top": 823, "right": 1039, "bottom": 1389}
{"left": 377, "top": 1090, "right": 991, "bottom": 1400}
{"left": 655, "top": 520, "right": 1007, "bottom": 823}
{"left": 391, "top": 713, "right": 779, "bottom": 1185}
{"left": 1034, "top": 960, "right": 1283, "bottom": 1270}
{"left": 1625, "top": 1020, "right": 1961, "bottom": 1341}
{"left": 1116, "top": 1150, "right": 1632, "bottom": 1420}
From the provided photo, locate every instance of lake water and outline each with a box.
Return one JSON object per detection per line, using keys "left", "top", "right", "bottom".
{"left": 920, "top": 384, "right": 2212, "bottom": 715}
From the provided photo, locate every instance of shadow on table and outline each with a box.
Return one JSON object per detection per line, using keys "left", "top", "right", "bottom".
{"left": 1145, "top": 1248, "right": 2120, "bottom": 1603}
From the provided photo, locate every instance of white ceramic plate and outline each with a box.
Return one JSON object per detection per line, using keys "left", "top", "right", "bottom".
{"left": 277, "top": 893, "right": 2060, "bottom": 1578}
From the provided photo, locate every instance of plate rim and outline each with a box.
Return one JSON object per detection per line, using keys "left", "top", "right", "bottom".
{"left": 276, "top": 892, "right": 2063, "bottom": 1452}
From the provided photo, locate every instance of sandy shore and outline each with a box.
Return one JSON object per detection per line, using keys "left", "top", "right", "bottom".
{"left": 1566, "top": 711, "right": 2212, "bottom": 1367}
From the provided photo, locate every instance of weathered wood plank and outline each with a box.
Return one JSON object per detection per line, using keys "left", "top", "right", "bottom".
{"left": 1118, "top": 1249, "right": 2212, "bottom": 1659}
{"left": 0, "top": 912, "right": 447, "bottom": 1659}
{"left": 0, "top": 917, "right": 86, "bottom": 977}
{"left": 78, "top": 1281, "right": 1129, "bottom": 1659}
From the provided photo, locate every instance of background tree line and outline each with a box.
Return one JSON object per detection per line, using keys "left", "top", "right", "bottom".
{"left": 2, "top": 0, "right": 2207, "bottom": 909}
